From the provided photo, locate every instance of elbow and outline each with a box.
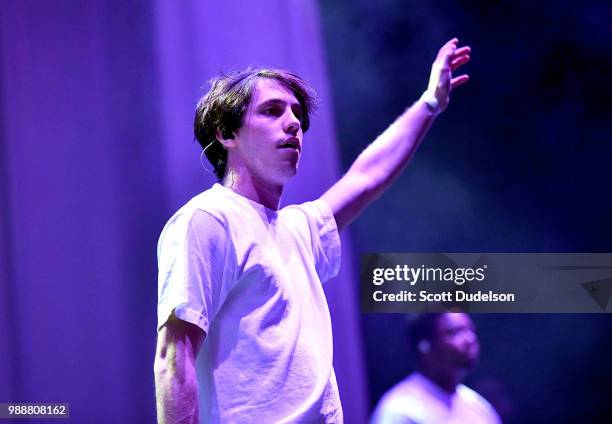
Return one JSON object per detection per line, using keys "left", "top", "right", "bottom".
{"left": 154, "top": 354, "right": 172, "bottom": 389}
{"left": 349, "top": 165, "right": 394, "bottom": 196}
{"left": 348, "top": 170, "right": 387, "bottom": 205}
{"left": 154, "top": 337, "right": 169, "bottom": 377}
{"left": 154, "top": 355, "right": 166, "bottom": 377}
{"left": 155, "top": 352, "right": 187, "bottom": 385}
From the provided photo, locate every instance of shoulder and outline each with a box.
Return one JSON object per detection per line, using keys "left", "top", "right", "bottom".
{"left": 457, "top": 385, "right": 501, "bottom": 423}
{"left": 383, "top": 375, "right": 422, "bottom": 401}
{"left": 284, "top": 198, "right": 334, "bottom": 219}
{"left": 157, "top": 187, "right": 231, "bottom": 251}
{"left": 373, "top": 376, "right": 424, "bottom": 418}
{"left": 456, "top": 384, "right": 491, "bottom": 406}
{"left": 164, "top": 184, "right": 244, "bottom": 228}
{"left": 282, "top": 198, "right": 337, "bottom": 234}
{"left": 187, "top": 185, "right": 239, "bottom": 222}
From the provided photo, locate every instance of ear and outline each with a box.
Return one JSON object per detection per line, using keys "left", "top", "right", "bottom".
{"left": 418, "top": 340, "right": 431, "bottom": 354}
{"left": 215, "top": 128, "right": 237, "bottom": 149}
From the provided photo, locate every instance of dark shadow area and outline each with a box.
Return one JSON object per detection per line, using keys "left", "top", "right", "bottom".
{"left": 320, "top": 1, "right": 612, "bottom": 422}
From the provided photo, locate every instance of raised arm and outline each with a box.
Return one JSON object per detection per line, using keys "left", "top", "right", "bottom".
{"left": 154, "top": 313, "right": 205, "bottom": 424}
{"left": 321, "top": 38, "right": 471, "bottom": 231}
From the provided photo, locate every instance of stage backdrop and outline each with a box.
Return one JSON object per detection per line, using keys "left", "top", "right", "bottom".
{"left": 0, "top": 1, "right": 368, "bottom": 422}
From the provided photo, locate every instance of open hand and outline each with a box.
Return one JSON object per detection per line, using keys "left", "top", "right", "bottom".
{"left": 424, "top": 38, "right": 471, "bottom": 113}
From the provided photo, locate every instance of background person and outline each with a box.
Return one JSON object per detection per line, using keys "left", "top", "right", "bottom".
{"left": 371, "top": 313, "right": 501, "bottom": 424}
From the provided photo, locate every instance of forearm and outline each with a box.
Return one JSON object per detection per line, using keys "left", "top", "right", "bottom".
{"left": 154, "top": 326, "right": 200, "bottom": 424}
{"left": 155, "top": 355, "right": 199, "bottom": 424}
{"left": 321, "top": 38, "right": 470, "bottom": 231}
{"left": 348, "top": 98, "right": 436, "bottom": 196}
{"left": 348, "top": 38, "right": 471, "bottom": 193}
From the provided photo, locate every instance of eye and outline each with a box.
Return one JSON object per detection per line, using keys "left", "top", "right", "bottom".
{"left": 263, "top": 106, "right": 281, "bottom": 116}
{"left": 292, "top": 106, "right": 304, "bottom": 122}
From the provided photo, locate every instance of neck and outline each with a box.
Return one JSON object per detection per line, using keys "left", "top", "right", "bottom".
{"left": 418, "top": 365, "right": 463, "bottom": 394}
{"left": 222, "top": 167, "right": 283, "bottom": 210}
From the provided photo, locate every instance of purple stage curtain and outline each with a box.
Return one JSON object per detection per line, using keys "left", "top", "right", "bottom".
{"left": 0, "top": 1, "right": 367, "bottom": 422}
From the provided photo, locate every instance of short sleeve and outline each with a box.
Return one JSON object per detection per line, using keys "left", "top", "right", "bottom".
{"left": 157, "top": 209, "right": 229, "bottom": 333}
{"left": 298, "top": 199, "right": 341, "bottom": 283}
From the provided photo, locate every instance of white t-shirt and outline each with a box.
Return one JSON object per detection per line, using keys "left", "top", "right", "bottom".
{"left": 157, "top": 184, "right": 343, "bottom": 423}
{"left": 370, "top": 372, "right": 501, "bottom": 424}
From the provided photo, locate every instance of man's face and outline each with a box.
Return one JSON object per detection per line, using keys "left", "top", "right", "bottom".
{"left": 229, "top": 78, "right": 304, "bottom": 186}
{"left": 430, "top": 313, "right": 480, "bottom": 373}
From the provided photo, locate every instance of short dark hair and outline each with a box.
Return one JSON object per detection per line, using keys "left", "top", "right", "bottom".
{"left": 407, "top": 313, "right": 443, "bottom": 358}
{"left": 194, "top": 68, "right": 317, "bottom": 180}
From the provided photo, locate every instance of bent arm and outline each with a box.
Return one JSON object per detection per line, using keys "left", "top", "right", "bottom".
{"left": 322, "top": 38, "right": 471, "bottom": 231}
{"left": 321, "top": 100, "right": 435, "bottom": 231}
{"left": 154, "top": 313, "right": 205, "bottom": 424}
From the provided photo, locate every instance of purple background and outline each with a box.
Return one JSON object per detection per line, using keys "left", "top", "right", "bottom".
{"left": 1, "top": 1, "right": 611, "bottom": 423}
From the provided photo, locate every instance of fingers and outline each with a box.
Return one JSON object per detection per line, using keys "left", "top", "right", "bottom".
{"left": 437, "top": 38, "right": 458, "bottom": 60}
{"left": 431, "top": 38, "right": 471, "bottom": 94}
{"left": 445, "top": 40, "right": 471, "bottom": 72}
{"left": 451, "top": 54, "right": 470, "bottom": 71}
{"left": 445, "top": 37, "right": 459, "bottom": 47}
{"left": 452, "top": 46, "right": 471, "bottom": 57}
{"left": 438, "top": 39, "right": 470, "bottom": 62}
{"left": 450, "top": 74, "right": 469, "bottom": 89}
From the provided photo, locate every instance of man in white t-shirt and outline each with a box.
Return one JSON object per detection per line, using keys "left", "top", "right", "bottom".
{"left": 370, "top": 313, "right": 502, "bottom": 424}
{"left": 155, "top": 39, "right": 472, "bottom": 423}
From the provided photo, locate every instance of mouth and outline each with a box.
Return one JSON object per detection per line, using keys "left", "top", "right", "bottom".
{"left": 278, "top": 137, "right": 301, "bottom": 152}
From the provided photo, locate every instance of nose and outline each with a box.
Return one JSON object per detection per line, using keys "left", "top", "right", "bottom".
{"left": 285, "top": 111, "right": 301, "bottom": 136}
{"left": 464, "top": 330, "right": 478, "bottom": 347}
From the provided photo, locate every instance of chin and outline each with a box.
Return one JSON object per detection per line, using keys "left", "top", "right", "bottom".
{"left": 461, "top": 357, "right": 479, "bottom": 371}
{"left": 266, "top": 169, "right": 297, "bottom": 187}
{"left": 278, "top": 165, "right": 299, "bottom": 181}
